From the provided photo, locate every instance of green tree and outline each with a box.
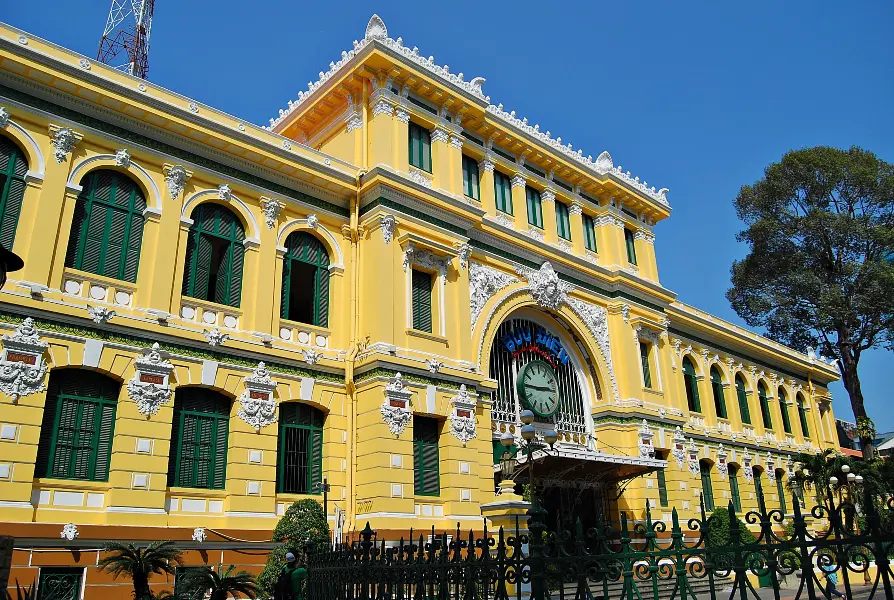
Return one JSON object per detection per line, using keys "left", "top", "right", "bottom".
{"left": 178, "top": 565, "right": 258, "bottom": 600}
{"left": 258, "top": 499, "right": 329, "bottom": 596}
{"left": 727, "top": 146, "right": 894, "bottom": 458}
{"left": 97, "top": 541, "right": 183, "bottom": 600}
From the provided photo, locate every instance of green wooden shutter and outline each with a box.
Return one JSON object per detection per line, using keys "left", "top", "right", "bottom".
{"left": 583, "top": 215, "right": 597, "bottom": 252}
{"left": 212, "top": 416, "right": 228, "bottom": 490}
{"left": 316, "top": 262, "right": 329, "bottom": 327}
{"left": 776, "top": 474, "right": 787, "bottom": 513}
{"left": 736, "top": 377, "right": 751, "bottom": 424}
{"left": 0, "top": 137, "right": 27, "bottom": 250}
{"left": 413, "top": 417, "right": 440, "bottom": 496}
{"left": 797, "top": 396, "right": 809, "bottom": 436}
{"left": 730, "top": 468, "right": 742, "bottom": 512}
{"left": 411, "top": 269, "right": 433, "bottom": 333}
{"left": 711, "top": 368, "right": 728, "bottom": 418}
{"left": 758, "top": 384, "right": 772, "bottom": 429}
{"left": 639, "top": 342, "right": 652, "bottom": 388}
{"left": 310, "top": 427, "right": 323, "bottom": 493}
{"left": 494, "top": 172, "right": 513, "bottom": 215}
{"left": 226, "top": 238, "right": 245, "bottom": 308}
{"left": 656, "top": 469, "right": 668, "bottom": 507}
{"left": 683, "top": 358, "right": 701, "bottom": 413}
{"left": 408, "top": 122, "right": 432, "bottom": 172}
{"left": 182, "top": 204, "right": 245, "bottom": 307}
{"left": 462, "top": 155, "right": 479, "bottom": 200}
{"left": 700, "top": 462, "right": 714, "bottom": 512}
{"left": 624, "top": 228, "right": 637, "bottom": 264}
{"left": 556, "top": 202, "right": 571, "bottom": 240}
{"left": 526, "top": 187, "right": 542, "bottom": 228}
{"left": 778, "top": 390, "right": 792, "bottom": 433}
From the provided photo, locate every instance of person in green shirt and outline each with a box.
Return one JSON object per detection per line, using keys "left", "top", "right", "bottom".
{"left": 275, "top": 552, "right": 307, "bottom": 600}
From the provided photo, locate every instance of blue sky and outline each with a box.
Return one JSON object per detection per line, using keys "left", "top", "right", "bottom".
{"left": 6, "top": 1, "right": 893, "bottom": 430}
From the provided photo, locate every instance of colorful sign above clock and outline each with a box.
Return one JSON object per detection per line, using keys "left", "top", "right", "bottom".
{"left": 501, "top": 326, "right": 570, "bottom": 368}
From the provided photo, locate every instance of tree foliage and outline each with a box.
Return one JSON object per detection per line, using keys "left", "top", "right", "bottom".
{"left": 178, "top": 565, "right": 258, "bottom": 600}
{"left": 727, "top": 146, "right": 894, "bottom": 456}
{"left": 258, "top": 499, "right": 330, "bottom": 596}
{"left": 97, "top": 541, "right": 183, "bottom": 600}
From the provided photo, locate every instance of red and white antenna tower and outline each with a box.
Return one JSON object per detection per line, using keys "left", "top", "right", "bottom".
{"left": 96, "top": 0, "right": 155, "bottom": 79}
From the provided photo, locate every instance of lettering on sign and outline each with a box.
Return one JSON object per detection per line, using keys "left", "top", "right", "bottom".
{"left": 456, "top": 409, "right": 471, "bottom": 419}
{"left": 249, "top": 391, "right": 269, "bottom": 400}
{"left": 5, "top": 352, "right": 36, "bottom": 365}
{"left": 139, "top": 373, "right": 165, "bottom": 385}
{"left": 390, "top": 399, "right": 406, "bottom": 408}
{"left": 501, "top": 326, "right": 570, "bottom": 368}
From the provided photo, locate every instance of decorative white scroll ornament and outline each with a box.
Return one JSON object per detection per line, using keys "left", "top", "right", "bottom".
{"left": 638, "top": 419, "right": 655, "bottom": 458}
{"left": 381, "top": 373, "right": 412, "bottom": 436}
{"left": 0, "top": 318, "right": 48, "bottom": 403}
{"left": 687, "top": 438, "right": 700, "bottom": 477}
{"left": 381, "top": 214, "right": 396, "bottom": 244}
{"left": 743, "top": 451, "right": 754, "bottom": 482}
{"left": 468, "top": 262, "right": 517, "bottom": 332}
{"left": 204, "top": 328, "right": 228, "bottom": 347}
{"left": 426, "top": 358, "right": 443, "bottom": 373}
{"left": 449, "top": 384, "right": 477, "bottom": 445}
{"left": 717, "top": 444, "right": 728, "bottom": 479}
{"left": 50, "top": 127, "right": 77, "bottom": 163}
{"left": 302, "top": 348, "right": 322, "bottom": 365}
{"left": 126, "top": 343, "right": 174, "bottom": 417}
{"left": 671, "top": 426, "right": 686, "bottom": 468}
{"left": 260, "top": 198, "right": 283, "bottom": 229}
{"left": 165, "top": 165, "right": 189, "bottom": 199}
{"left": 192, "top": 527, "right": 207, "bottom": 543}
{"left": 61, "top": 523, "right": 79, "bottom": 541}
{"left": 87, "top": 306, "right": 115, "bottom": 324}
{"left": 237, "top": 362, "right": 278, "bottom": 431}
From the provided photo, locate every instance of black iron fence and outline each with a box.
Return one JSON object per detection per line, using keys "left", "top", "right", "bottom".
{"left": 307, "top": 493, "right": 894, "bottom": 600}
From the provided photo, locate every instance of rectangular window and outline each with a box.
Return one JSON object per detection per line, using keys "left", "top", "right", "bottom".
{"left": 526, "top": 187, "right": 543, "bottom": 228}
{"left": 625, "top": 228, "right": 637, "bottom": 264}
{"left": 411, "top": 269, "right": 433, "bottom": 333}
{"left": 413, "top": 417, "right": 440, "bottom": 496}
{"left": 174, "top": 409, "right": 228, "bottom": 489}
{"left": 38, "top": 568, "right": 83, "bottom": 600}
{"left": 462, "top": 155, "right": 480, "bottom": 201}
{"left": 583, "top": 215, "right": 597, "bottom": 252}
{"left": 494, "top": 171, "right": 513, "bottom": 215}
{"left": 639, "top": 341, "right": 653, "bottom": 389}
{"left": 798, "top": 399, "right": 809, "bottom": 436}
{"left": 408, "top": 122, "right": 432, "bottom": 173}
{"left": 556, "top": 202, "right": 571, "bottom": 240}
{"left": 700, "top": 462, "right": 714, "bottom": 512}
{"left": 730, "top": 468, "right": 742, "bottom": 512}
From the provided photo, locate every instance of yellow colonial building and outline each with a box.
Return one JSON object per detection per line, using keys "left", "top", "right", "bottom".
{"left": 0, "top": 15, "right": 840, "bottom": 598}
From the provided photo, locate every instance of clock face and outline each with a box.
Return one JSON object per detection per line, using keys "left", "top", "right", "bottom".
{"left": 516, "top": 360, "right": 560, "bottom": 418}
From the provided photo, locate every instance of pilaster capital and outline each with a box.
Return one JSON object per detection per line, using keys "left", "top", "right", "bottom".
{"left": 430, "top": 126, "right": 450, "bottom": 144}
{"left": 48, "top": 125, "right": 83, "bottom": 164}
{"left": 540, "top": 188, "right": 556, "bottom": 203}
{"left": 569, "top": 201, "right": 583, "bottom": 216}
{"left": 510, "top": 173, "right": 526, "bottom": 188}
{"left": 478, "top": 156, "right": 495, "bottom": 173}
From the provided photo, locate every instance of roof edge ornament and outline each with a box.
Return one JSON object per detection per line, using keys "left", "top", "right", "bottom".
{"left": 365, "top": 14, "right": 388, "bottom": 41}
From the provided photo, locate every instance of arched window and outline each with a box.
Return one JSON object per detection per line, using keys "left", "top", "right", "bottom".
{"left": 735, "top": 375, "right": 751, "bottom": 425}
{"left": 682, "top": 357, "right": 701, "bottom": 413}
{"left": 64, "top": 170, "right": 147, "bottom": 282}
{"left": 699, "top": 460, "right": 714, "bottom": 512}
{"left": 796, "top": 394, "right": 810, "bottom": 437}
{"left": 778, "top": 388, "right": 792, "bottom": 434}
{"left": 167, "top": 388, "right": 230, "bottom": 489}
{"left": 277, "top": 402, "right": 324, "bottom": 494}
{"left": 729, "top": 465, "right": 742, "bottom": 512}
{"left": 182, "top": 204, "right": 245, "bottom": 307}
{"left": 758, "top": 382, "right": 773, "bottom": 430}
{"left": 0, "top": 135, "right": 28, "bottom": 250}
{"left": 710, "top": 367, "right": 728, "bottom": 419}
{"left": 281, "top": 232, "right": 330, "bottom": 327}
{"left": 35, "top": 370, "right": 120, "bottom": 481}
{"left": 752, "top": 466, "right": 765, "bottom": 500}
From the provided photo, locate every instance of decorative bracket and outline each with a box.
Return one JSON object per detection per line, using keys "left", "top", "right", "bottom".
{"left": 0, "top": 318, "right": 49, "bottom": 403}
{"left": 237, "top": 362, "right": 278, "bottom": 431}
{"left": 381, "top": 372, "right": 412, "bottom": 436}
{"left": 638, "top": 419, "right": 654, "bottom": 458}
{"left": 126, "top": 343, "right": 174, "bottom": 417}
{"left": 717, "top": 444, "right": 728, "bottom": 479}
{"left": 671, "top": 426, "right": 686, "bottom": 468}
{"left": 449, "top": 384, "right": 477, "bottom": 446}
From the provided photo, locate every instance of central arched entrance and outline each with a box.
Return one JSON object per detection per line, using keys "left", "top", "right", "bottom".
{"left": 488, "top": 308, "right": 613, "bottom": 531}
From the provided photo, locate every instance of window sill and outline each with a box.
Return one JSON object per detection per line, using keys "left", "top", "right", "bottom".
{"left": 280, "top": 318, "right": 331, "bottom": 337}
{"left": 34, "top": 478, "right": 110, "bottom": 490}
{"left": 62, "top": 267, "right": 137, "bottom": 291}
{"left": 276, "top": 492, "right": 321, "bottom": 500}
{"left": 463, "top": 194, "right": 480, "bottom": 202}
{"left": 407, "top": 328, "right": 448, "bottom": 344}
{"left": 642, "top": 387, "right": 663, "bottom": 398}
{"left": 181, "top": 295, "right": 243, "bottom": 315}
{"left": 167, "top": 486, "right": 227, "bottom": 498}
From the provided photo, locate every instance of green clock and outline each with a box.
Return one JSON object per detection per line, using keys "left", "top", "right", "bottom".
{"left": 516, "top": 360, "right": 560, "bottom": 418}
